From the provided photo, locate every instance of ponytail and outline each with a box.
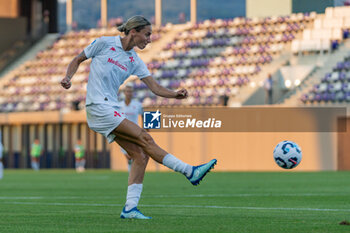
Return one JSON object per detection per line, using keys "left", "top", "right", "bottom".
{"left": 117, "top": 15, "right": 151, "bottom": 35}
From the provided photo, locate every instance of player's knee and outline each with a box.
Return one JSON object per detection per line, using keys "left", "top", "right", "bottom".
{"left": 139, "top": 130, "right": 155, "bottom": 148}
{"left": 141, "top": 153, "right": 150, "bottom": 165}
{"left": 133, "top": 152, "right": 149, "bottom": 166}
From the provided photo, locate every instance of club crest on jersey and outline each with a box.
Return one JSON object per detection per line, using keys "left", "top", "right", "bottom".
{"left": 129, "top": 56, "right": 135, "bottom": 63}
{"left": 114, "top": 111, "right": 124, "bottom": 117}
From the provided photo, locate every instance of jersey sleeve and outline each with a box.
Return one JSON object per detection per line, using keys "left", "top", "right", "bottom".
{"left": 133, "top": 56, "right": 151, "bottom": 79}
{"left": 84, "top": 37, "right": 106, "bottom": 59}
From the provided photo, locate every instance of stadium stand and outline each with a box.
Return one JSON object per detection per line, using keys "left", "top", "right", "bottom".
{"left": 2, "top": 4, "right": 350, "bottom": 171}
{"left": 2, "top": 7, "right": 350, "bottom": 110}
{"left": 142, "top": 13, "right": 316, "bottom": 107}
{"left": 0, "top": 11, "right": 315, "bottom": 112}
{"left": 0, "top": 26, "right": 167, "bottom": 113}
{"left": 291, "top": 6, "right": 350, "bottom": 54}
{"left": 0, "top": 41, "right": 30, "bottom": 71}
{"left": 300, "top": 51, "right": 350, "bottom": 103}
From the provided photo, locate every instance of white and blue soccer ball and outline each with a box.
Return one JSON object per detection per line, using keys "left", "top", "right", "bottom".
{"left": 273, "top": 141, "right": 302, "bottom": 169}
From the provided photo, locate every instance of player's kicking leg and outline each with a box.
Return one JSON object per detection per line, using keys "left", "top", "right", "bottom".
{"left": 115, "top": 137, "right": 151, "bottom": 219}
{"left": 112, "top": 119, "right": 217, "bottom": 219}
{"left": 113, "top": 119, "right": 217, "bottom": 216}
{"left": 113, "top": 119, "right": 217, "bottom": 186}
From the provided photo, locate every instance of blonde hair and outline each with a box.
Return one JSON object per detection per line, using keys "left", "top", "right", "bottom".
{"left": 117, "top": 16, "right": 151, "bottom": 35}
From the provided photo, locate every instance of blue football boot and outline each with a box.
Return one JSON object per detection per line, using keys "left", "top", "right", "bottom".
{"left": 120, "top": 207, "right": 152, "bottom": 219}
{"left": 187, "top": 159, "right": 217, "bottom": 186}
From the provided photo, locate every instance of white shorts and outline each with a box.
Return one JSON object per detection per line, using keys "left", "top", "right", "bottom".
{"left": 86, "top": 103, "right": 126, "bottom": 143}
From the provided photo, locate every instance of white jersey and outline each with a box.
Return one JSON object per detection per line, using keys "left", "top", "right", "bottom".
{"left": 120, "top": 99, "right": 143, "bottom": 124}
{"left": 84, "top": 36, "right": 151, "bottom": 106}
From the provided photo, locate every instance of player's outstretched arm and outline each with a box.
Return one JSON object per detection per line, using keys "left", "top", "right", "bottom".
{"left": 61, "top": 51, "right": 88, "bottom": 89}
{"left": 142, "top": 76, "right": 188, "bottom": 99}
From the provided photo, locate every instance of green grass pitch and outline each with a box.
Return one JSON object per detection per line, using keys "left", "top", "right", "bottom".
{"left": 0, "top": 170, "right": 350, "bottom": 233}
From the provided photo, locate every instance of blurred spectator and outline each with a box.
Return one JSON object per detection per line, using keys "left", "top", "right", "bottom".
{"left": 343, "top": 29, "right": 349, "bottom": 39}
{"left": 119, "top": 84, "right": 143, "bottom": 172}
{"left": 72, "top": 21, "right": 78, "bottom": 31}
{"left": 31, "top": 139, "right": 42, "bottom": 171}
{"left": 150, "top": 16, "right": 155, "bottom": 25}
{"left": 72, "top": 100, "right": 80, "bottom": 110}
{"left": 97, "top": 19, "right": 102, "bottom": 28}
{"left": 58, "top": 146, "right": 66, "bottom": 168}
{"left": 264, "top": 74, "right": 273, "bottom": 104}
{"left": 0, "top": 131, "right": 3, "bottom": 179}
{"left": 219, "top": 95, "right": 229, "bottom": 106}
{"left": 74, "top": 139, "right": 85, "bottom": 173}
{"left": 109, "top": 17, "right": 123, "bottom": 27}
{"left": 331, "top": 40, "right": 339, "bottom": 52}
{"left": 43, "top": 10, "right": 50, "bottom": 34}
{"left": 179, "top": 12, "right": 186, "bottom": 24}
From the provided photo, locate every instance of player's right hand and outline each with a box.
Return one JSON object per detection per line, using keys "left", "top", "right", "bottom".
{"left": 61, "top": 77, "right": 72, "bottom": 89}
{"left": 175, "top": 88, "right": 188, "bottom": 99}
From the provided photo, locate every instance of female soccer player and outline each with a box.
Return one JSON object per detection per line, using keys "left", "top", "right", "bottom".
{"left": 61, "top": 15, "right": 217, "bottom": 219}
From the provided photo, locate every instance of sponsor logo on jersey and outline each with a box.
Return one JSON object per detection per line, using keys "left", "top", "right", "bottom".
{"left": 107, "top": 58, "right": 127, "bottom": 71}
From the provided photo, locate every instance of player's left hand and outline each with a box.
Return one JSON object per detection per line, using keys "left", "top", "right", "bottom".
{"left": 61, "top": 77, "right": 72, "bottom": 89}
{"left": 175, "top": 88, "right": 188, "bottom": 99}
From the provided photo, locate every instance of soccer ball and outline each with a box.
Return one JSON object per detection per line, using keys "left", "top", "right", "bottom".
{"left": 273, "top": 141, "right": 302, "bottom": 169}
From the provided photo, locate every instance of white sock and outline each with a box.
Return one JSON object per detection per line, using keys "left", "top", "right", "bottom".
{"left": 125, "top": 183, "right": 143, "bottom": 211}
{"left": 0, "top": 162, "right": 3, "bottom": 179}
{"left": 32, "top": 161, "right": 39, "bottom": 170}
{"left": 162, "top": 154, "right": 193, "bottom": 177}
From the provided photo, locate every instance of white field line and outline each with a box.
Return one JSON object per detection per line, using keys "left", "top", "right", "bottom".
{"left": 2, "top": 201, "right": 350, "bottom": 213}
{"left": 0, "top": 197, "right": 44, "bottom": 200}
{"left": 0, "top": 193, "right": 349, "bottom": 200}
{"left": 149, "top": 193, "right": 350, "bottom": 198}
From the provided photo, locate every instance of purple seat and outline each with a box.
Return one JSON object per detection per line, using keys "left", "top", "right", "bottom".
{"left": 339, "top": 72, "right": 346, "bottom": 81}
{"left": 345, "top": 92, "right": 350, "bottom": 102}
{"left": 329, "top": 92, "right": 336, "bottom": 101}
{"left": 169, "top": 79, "right": 181, "bottom": 88}
{"left": 300, "top": 94, "right": 309, "bottom": 103}
{"left": 314, "top": 93, "right": 322, "bottom": 102}
{"left": 336, "top": 92, "right": 345, "bottom": 102}
{"left": 322, "top": 73, "right": 331, "bottom": 82}
{"left": 192, "top": 89, "right": 200, "bottom": 97}
{"left": 345, "top": 62, "right": 350, "bottom": 70}
{"left": 336, "top": 62, "right": 345, "bottom": 70}
{"left": 313, "top": 84, "right": 320, "bottom": 93}
{"left": 206, "top": 96, "right": 214, "bottom": 105}
{"left": 327, "top": 83, "right": 333, "bottom": 92}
